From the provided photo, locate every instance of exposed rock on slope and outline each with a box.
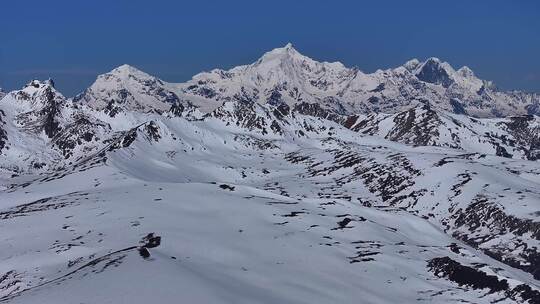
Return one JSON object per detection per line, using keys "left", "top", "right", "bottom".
{"left": 345, "top": 103, "right": 540, "bottom": 160}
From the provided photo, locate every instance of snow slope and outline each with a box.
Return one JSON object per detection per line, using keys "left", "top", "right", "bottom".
{"left": 1, "top": 105, "right": 540, "bottom": 303}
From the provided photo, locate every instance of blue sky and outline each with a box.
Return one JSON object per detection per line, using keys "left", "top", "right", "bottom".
{"left": 1, "top": 0, "right": 539, "bottom": 96}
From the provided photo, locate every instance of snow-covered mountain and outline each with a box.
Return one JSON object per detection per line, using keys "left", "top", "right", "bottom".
{"left": 70, "top": 44, "right": 540, "bottom": 118}
{"left": 1, "top": 45, "right": 540, "bottom": 303}
{"left": 175, "top": 44, "right": 540, "bottom": 117}
{"left": 74, "top": 64, "right": 187, "bottom": 116}
{"left": 0, "top": 80, "right": 118, "bottom": 173}
{"left": 345, "top": 102, "right": 540, "bottom": 160}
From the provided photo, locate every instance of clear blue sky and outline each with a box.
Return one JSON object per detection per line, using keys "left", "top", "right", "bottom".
{"left": 1, "top": 0, "right": 539, "bottom": 96}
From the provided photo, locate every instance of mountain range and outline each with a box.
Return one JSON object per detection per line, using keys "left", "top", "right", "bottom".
{"left": 69, "top": 43, "right": 540, "bottom": 118}
{"left": 1, "top": 44, "right": 540, "bottom": 303}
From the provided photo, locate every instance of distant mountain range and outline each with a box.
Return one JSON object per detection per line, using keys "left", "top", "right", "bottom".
{"left": 63, "top": 43, "right": 539, "bottom": 118}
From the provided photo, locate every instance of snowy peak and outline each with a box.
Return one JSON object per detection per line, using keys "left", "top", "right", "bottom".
{"left": 184, "top": 45, "right": 538, "bottom": 117}
{"left": 74, "top": 64, "right": 181, "bottom": 115}
{"left": 94, "top": 64, "right": 159, "bottom": 88}
{"left": 108, "top": 64, "right": 155, "bottom": 80}
{"left": 251, "top": 43, "right": 315, "bottom": 68}
{"left": 403, "top": 58, "right": 421, "bottom": 72}
{"left": 179, "top": 46, "right": 540, "bottom": 117}
{"left": 407, "top": 57, "right": 495, "bottom": 102}
{"left": 8, "top": 79, "right": 66, "bottom": 112}
{"left": 181, "top": 43, "right": 360, "bottom": 113}
{"left": 235, "top": 42, "right": 351, "bottom": 86}
{"left": 255, "top": 42, "right": 347, "bottom": 72}
{"left": 12, "top": 44, "right": 534, "bottom": 120}
{"left": 456, "top": 65, "right": 475, "bottom": 78}
{"left": 24, "top": 79, "right": 56, "bottom": 89}
{"left": 0, "top": 79, "right": 69, "bottom": 153}
{"left": 57, "top": 45, "right": 539, "bottom": 119}
{"left": 257, "top": 43, "right": 300, "bottom": 61}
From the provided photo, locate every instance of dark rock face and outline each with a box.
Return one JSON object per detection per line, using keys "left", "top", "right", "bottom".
{"left": 272, "top": 103, "right": 290, "bottom": 120}
{"left": 386, "top": 104, "right": 441, "bottom": 146}
{"left": 526, "top": 103, "right": 540, "bottom": 116}
{"left": 14, "top": 84, "right": 65, "bottom": 138}
{"left": 169, "top": 102, "right": 185, "bottom": 117}
{"left": 0, "top": 110, "right": 8, "bottom": 154}
{"left": 501, "top": 115, "right": 540, "bottom": 160}
{"left": 450, "top": 196, "right": 540, "bottom": 278}
{"left": 267, "top": 89, "right": 283, "bottom": 106}
{"left": 51, "top": 116, "right": 111, "bottom": 159}
{"left": 186, "top": 84, "right": 217, "bottom": 99}
{"left": 449, "top": 98, "right": 467, "bottom": 115}
{"left": 367, "top": 96, "right": 379, "bottom": 104}
{"left": 369, "top": 83, "right": 385, "bottom": 93}
{"left": 292, "top": 102, "right": 343, "bottom": 123}
{"left": 107, "top": 128, "right": 139, "bottom": 151}
{"left": 428, "top": 257, "right": 508, "bottom": 292}
{"left": 495, "top": 145, "right": 513, "bottom": 158}
{"left": 40, "top": 87, "right": 62, "bottom": 138}
{"left": 416, "top": 59, "right": 454, "bottom": 88}
{"left": 476, "top": 84, "right": 487, "bottom": 96}
{"left": 211, "top": 102, "right": 277, "bottom": 135}
{"left": 428, "top": 256, "right": 540, "bottom": 303}
{"left": 144, "top": 121, "right": 161, "bottom": 142}
{"left": 168, "top": 99, "right": 196, "bottom": 118}
{"left": 161, "top": 91, "right": 180, "bottom": 105}
{"left": 343, "top": 115, "right": 360, "bottom": 130}
{"left": 344, "top": 104, "right": 447, "bottom": 148}
{"left": 103, "top": 100, "right": 122, "bottom": 117}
